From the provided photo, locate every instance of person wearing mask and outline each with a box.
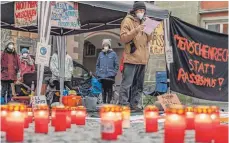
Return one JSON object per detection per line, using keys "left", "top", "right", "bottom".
{"left": 119, "top": 1, "right": 151, "bottom": 111}
{"left": 1, "top": 41, "right": 20, "bottom": 103}
{"left": 19, "top": 48, "right": 35, "bottom": 81}
{"left": 96, "top": 39, "right": 119, "bottom": 104}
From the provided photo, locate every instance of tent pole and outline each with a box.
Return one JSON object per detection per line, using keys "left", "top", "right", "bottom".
{"left": 163, "top": 17, "right": 171, "bottom": 94}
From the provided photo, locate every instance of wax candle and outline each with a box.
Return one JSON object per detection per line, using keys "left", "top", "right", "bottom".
{"left": 1, "top": 105, "right": 8, "bottom": 131}
{"left": 75, "top": 106, "right": 86, "bottom": 125}
{"left": 214, "top": 124, "right": 228, "bottom": 143}
{"left": 100, "top": 105, "right": 118, "bottom": 141}
{"left": 70, "top": 107, "right": 77, "bottom": 124}
{"left": 51, "top": 107, "right": 56, "bottom": 127}
{"left": 164, "top": 105, "right": 186, "bottom": 143}
{"left": 65, "top": 106, "right": 72, "bottom": 128}
{"left": 122, "top": 106, "right": 130, "bottom": 129}
{"left": 6, "top": 104, "right": 26, "bottom": 142}
{"left": 185, "top": 106, "right": 195, "bottom": 130}
{"left": 144, "top": 105, "right": 159, "bottom": 133}
{"left": 210, "top": 106, "right": 220, "bottom": 141}
{"left": 194, "top": 106, "right": 213, "bottom": 143}
{"left": 55, "top": 106, "right": 67, "bottom": 132}
{"left": 34, "top": 105, "right": 49, "bottom": 134}
{"left": 114, "top": 105, "right": 122, "bottom": 135}
{"left": 27, "top": 108, "right": 33, "bottom": 124}
{"left": 23, "top": 106, "right": 29, "bottom": 128}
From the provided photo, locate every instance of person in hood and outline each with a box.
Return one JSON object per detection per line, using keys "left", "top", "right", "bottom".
{"left": 1, "top": 41, "right": 20, "bottom": 102}
{"left": 119, "top": 1, "right": 151, "bottom": 111}
{"left": 96, "top": 39, "right": 119, "bottom": 104}
{"left": 19, "top": 48, "right": 35, "bottom": 81}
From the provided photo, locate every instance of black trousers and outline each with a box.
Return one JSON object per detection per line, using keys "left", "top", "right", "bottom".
{"left": 100, "top": 78, "right": 114, "bottom": 104}
{"left": 119, "top": 63, "right": 145, "bottom": 107}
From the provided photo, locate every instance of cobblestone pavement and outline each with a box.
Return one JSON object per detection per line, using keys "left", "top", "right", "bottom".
{"left": 1, "top": 119, "right": 197, "bottom": 143}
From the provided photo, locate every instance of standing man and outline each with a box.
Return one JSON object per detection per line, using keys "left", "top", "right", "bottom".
{"left": 119, "top": 1, "right": 151, "bottom": 111}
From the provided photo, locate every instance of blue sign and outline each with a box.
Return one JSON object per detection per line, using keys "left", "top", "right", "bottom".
{"left": 40, "top": 47, "right": 47, "bottom": 55}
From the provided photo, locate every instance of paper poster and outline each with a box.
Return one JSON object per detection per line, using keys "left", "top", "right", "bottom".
{"left": 149, "top": 22, "right": 165, "bottom": 55}
{"left": 35, "top": 42, "right": 51, "bottom": 66}
{"left": 30, "top": 96, "right": 47, "bottom": 108}
{"left": 157, "top": 94, "right": 181, "bottom": 110}
{"left": 143, "top": 18, "right": 161, "bottom": 35}
{"left": 51, "top": 2, "right": 80, "bottom": 29}
{"left": 14, "top": 1, "right": 38, "bottom": 27}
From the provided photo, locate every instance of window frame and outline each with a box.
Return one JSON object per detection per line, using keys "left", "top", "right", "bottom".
{"left": 205, "top": 22, "right": 228, "bottom": 34}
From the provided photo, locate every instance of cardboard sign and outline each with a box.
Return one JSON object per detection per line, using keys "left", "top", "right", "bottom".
{"left": 157, "top": 94, "right": 181, "bottom": 110}
{"left": 14, "top": 1, "right": 38, "bottom": 27}
{"left": 30, "top": 96, "right": 47, "bottom": 108}
{"left": 51, "top": 2, "right": 80, "bottom": 29}
{"left": 35, "top": 42, "right": 51, "bottom": 66}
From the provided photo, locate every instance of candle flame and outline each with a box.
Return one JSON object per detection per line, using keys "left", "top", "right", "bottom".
{"left": 200, "top": 114, "right": 206, "bottom": 120}
{"left": 1, "top": 111, "right": 7, "bottom": 116}
{"left": 39, "top": 111, "right": 45, "bottom": 116}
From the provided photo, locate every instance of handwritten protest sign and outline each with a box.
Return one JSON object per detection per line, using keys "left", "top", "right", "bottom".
{"left": 51, "top": 2, "right": 80, "bottom": 29}
{"left": 30, "top": 96, "right": 47, "bottom": 108}
{"left": 14, "top": 1, "right": 38, "bottom": 27}
{"left": 157, "top": 94, "right": 181, "bottom": 110}
{"left": 149, "top": 22, "right": 165, "bottom": 55}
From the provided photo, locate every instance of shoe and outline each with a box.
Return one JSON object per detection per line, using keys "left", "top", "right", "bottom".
{"left": 130, "top": 105, "right": 143, "bottom": 112}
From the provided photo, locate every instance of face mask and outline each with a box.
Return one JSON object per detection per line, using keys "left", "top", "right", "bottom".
{"left": 104, "top": 46, "right": 109, "bottom": 51}
{"left": 136, "top": 12, "right": 144, "bottom": 20}
{"left": 8, "top": 44, "right": 14, "bottom": 49}
{"left": 22, "top": 53, "right": 28, "bottom": 58}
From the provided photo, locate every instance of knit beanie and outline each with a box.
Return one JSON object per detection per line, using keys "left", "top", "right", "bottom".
{"left": 102, "top": 39, "right": 111, "bottom": 47}
{"left": 133, "top": 1, "right": 146, "bottom": 12}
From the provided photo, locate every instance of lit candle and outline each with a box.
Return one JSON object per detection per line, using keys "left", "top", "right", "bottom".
{"left": 75, "top": 106, "right": 86, "bottom": 125}
{"left": 55, "top": 106, "right": 67, "bottom": 132}
{"left": 164, "top": 105, "right": 186, "bottom": 143}
{"left": 210, "top": 106, "right": 220, "bottom": 141}
{"left": 65, "top": 106, "right": 72, "bottom": 128}
{"left": 51, "top": 107, "right": 56, "bottom": 127}
{"left": 144, "top": 105, "right": 159, "bottom": 133}
{"left": 194, "top": 106, "right": 213, "bottom": 143}
{"left": 100, "top": 105, "right": 118, "bottom": 141}
{"left": 6, "top": 104, "right": 25, "bottom": 142}
{"left": 70, "top": 107, "right": 77, "bottom": 124}
{"left": 34, "top": 105, "right": 49, "bottom": 134}
{"left": 121, "top": 106, "right": 130, "bottom": 129}
{"left": 185, "top": 106, "right": 195, "bottom": 130}
{"left": 114, "top": 105, "right": 122, "bottom": 135}
{"left": 214, "top": 124, "right": 228, "bottom": 143}
{"left": 1, "top": 105, "right": 8, "bottom": 132}
{"left": 27, "top": 108, "right": 33, "bottom": 124}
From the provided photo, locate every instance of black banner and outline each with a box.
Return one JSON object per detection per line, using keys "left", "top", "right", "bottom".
{"left": 169, "top": 16, "right": 228, "bottom": 102}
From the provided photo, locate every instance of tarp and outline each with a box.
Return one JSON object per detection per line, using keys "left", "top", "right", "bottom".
{"left": 1, "top": 1, "right": 169, "bottom": 35}
{"left": 169, "top": 16, "right": 228, "bottom": 102}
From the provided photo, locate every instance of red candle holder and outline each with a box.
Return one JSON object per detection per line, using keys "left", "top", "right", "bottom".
{"left": 51, "top": 107, "right": 56, "bottom": 127}
{"left": 164, "top": 105, "right": 186, "bottom": 143}
{"left": 75, "top": 106, "right": 86, "bottom": 125}
{"left": 23, "top": 106, "right": 29, "bottom": 129}
{"left": 210, "top": 106, "right": 220, "bottom": 141}
{"left": 65, "top": 106, "right": 72, "bottom": 128}
{"left": 1, "top": 105, "right": 8, "bottom": 132}
{"left": 122, "top": 106, "right": 130, "bottom": 129}
{"left": 114, "top": 105, "right": 122, "bottom": 136}
{"left": 6, "top": 104, "right": 26, "bottom": 142}
{"left": 185, "top": 106, "right": 195, "bottom": 130}
{"left": 215, "top": 124, "right": 228, "bottom": 143}
{"left": 70, "top": 107, "right": 77, "bottom": 124}
{"left": 194, "top": 106, "right": 213, "bottom": 143}
{"left": 27, "top": 108, "right": 33, "bottom": 124}
{"left": 144, "top": 105, "right": 159, "bottom": 133}
{"left": 55, "top": 106, "right": 67, "bottom": 132}
{"left": 100, "top": 105, "right": 118, "bottom": 141}
{"left": 34, "top": 105, "right": 49, "bottom": 134}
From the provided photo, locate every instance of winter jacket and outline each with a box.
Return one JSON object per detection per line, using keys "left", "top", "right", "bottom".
{"left": 19, "top": 55, "right": 35, "bottom": 80}
{"left": 120, "top": 14, "right": 151, "bottom": 65}
{"left": 1, "top": 51, "right": 20, "bottom": 81}
{"left": 96, "top": 49, "right": 119, "bottom": 78}
{"left": 50, "top": 53, "right": 73, "bottom": 81}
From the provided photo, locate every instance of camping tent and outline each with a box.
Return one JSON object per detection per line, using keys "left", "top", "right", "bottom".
{"left": 1, "top": 1, "right": 169, "bottom": 103}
